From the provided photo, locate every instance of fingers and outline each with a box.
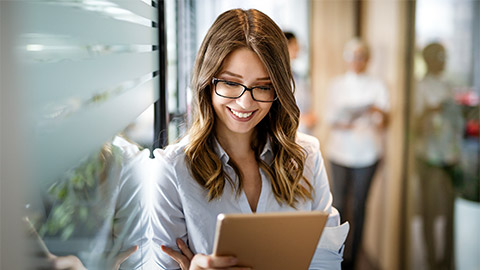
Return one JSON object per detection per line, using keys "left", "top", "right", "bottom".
{"left": 161, "top": 245, "right": 190, "bottom": 270}
{"left": 191, "top": 254, "right": 238, "bottom": 269}
{"left": 176, "top": 238, "right": 194, "bottom": 260}
{"left": 162, "top": 241, "right": 251, "bottom": 270}
{"left": 50, "top": 255, "right": 87, "bottom": 270}
{"left": 113, "top": 245, "right": 138, "bottom": 269}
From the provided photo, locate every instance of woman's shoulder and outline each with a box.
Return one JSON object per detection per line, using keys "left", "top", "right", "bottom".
{"left": 112, "top": 136, "right": 141, "bottom": 158}
{"left": 150, "top": 137, "right": 191, "bottom": 188}
{"left": 152, "top": 136, "right": 190, "bottom": 170}
{"left": 111, "top": 135, "right": 151, "bottom": 167}
{"left": 296, "top": 132, "right": 320, "bottom": 154}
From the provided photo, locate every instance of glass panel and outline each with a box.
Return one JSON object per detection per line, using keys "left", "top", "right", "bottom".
{"left": 21, "top": 2, "right": 158, "bottom": 42}
{"left": 0, "top": 0, "right": 159, "bottom": 268}
{"left": 10, "top": 0, "right": 160, "bottom": 191}
{"left": 25, "top": 127, "right": 154, "bottom": 269}
{"left": 408, "top": 0, "right": 480, "bottom": 269}
{"left": 110, "top": 0, "right": 159, "bottom": 23}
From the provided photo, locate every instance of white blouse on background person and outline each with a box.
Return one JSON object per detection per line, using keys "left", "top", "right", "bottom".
{"left": 415, "top": 74, "right": 463, "bottom": 165}
{"left": 151, "top": 132, "right": 349, "bottom": 270}
{"left": 324, "top": 72, "right": 390, "bottom": 168}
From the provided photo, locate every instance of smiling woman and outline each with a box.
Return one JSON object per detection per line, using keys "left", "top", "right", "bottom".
{"left": 212, "top": 48, "right": 274, "bottom": 136}
{"left": 152, "top": 8, "right": 349, "bottom": 270}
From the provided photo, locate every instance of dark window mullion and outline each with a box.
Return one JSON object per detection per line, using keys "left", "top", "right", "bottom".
{"left": 154, "top": 0, "right": 168, "bottom": 149}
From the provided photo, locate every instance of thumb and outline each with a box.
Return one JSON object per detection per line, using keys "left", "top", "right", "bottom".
{"left": 51, "top": 255, "right": 86, "bottom": 270}
{"left": 113, "top": 245, "right": 138, "bottom": 270}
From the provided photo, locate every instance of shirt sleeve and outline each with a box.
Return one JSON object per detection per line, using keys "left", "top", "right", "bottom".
{"left": 324, "top": 79, "right": 352, "bottom": 126}
{"left": 373, "top": 79, "right": 390, "bottom": 112}
{"left": 305, "top": 136, "right": 349, "bottom": 270}
{"left": 111, "top": 139, "right": 153, "bottom": 269}
{"left": 151, "top": 149, "right": 187, "bottom": 270}
{"left": 324, "top": 80, "right": 340, "bottom": 124}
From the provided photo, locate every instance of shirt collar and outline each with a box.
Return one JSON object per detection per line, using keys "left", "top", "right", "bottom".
{"left": 213, "top": 137, "right": 230, "bottom": 164}
{"left": 212, "top": 136, "right": 274, "bottom": 166}
{"left": 260, "top": 137, "right": 274, "bottom": 165}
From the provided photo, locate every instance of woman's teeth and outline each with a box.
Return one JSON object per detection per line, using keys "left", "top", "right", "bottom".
{"left": 230, "top": 108, "right": 253, "bottom": 118}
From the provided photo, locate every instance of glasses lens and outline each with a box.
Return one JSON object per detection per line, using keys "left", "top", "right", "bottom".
{"left": 215, "top": 81, "right": 244, "bottom": 98}
{"left": 252, "top": 87, "right": 275, "bottom": 102}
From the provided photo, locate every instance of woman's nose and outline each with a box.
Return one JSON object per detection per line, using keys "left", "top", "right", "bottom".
{"left": 235, "top": 90, "right": 256, "bottom": 108}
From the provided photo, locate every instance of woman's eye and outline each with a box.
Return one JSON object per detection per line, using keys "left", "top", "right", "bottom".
{"left": 225, "top": 81, "right": 238, "bottom": 86}
{"left": 257, "top": 86, "right": 272, "bottom": 91}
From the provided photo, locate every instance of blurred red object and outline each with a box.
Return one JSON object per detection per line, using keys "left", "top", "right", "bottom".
{"left": 455, "top": 90, "right": 479, "bottom": 106}
{"left": 466, "top": 120, "right": 479, "bottom": 137}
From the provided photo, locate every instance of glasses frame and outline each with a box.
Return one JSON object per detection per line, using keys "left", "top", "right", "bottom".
{"left": 211, "top": 78, "right": 277, "bottom": 103}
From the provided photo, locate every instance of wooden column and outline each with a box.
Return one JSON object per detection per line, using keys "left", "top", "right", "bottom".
{"left": 310, "top": 0, "right": 356, "bottom": 148}
{"left": 310, "top": 1, "right": 415, "bottom": 269}
{"left": 360, "top": 1, "right": 414, "bottom": 270}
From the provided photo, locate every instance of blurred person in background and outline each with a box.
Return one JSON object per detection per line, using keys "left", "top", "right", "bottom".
{"left": 324, "top": 38, "right": 389, "bottom": 270}
{"left": 415, "top": 42, "right": 463, "bottom": 270}
{"left": 284, "top": 31, "right": 317, "bottom": 134}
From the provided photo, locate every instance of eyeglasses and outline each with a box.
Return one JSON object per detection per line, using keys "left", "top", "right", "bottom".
{"left": 212, "top": 78, "right": 277, "bottom": 102}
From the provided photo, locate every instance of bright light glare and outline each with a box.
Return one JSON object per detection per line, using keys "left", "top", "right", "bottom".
{"left": 26, "top": 44, "right": 45, "bottom": 52}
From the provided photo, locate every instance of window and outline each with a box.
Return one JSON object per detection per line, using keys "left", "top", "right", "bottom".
{"left": 1, "top": 0, "right": 161, "bottom": 268}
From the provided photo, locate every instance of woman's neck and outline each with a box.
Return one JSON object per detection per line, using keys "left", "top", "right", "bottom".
{"left": 216, "top": 130, "right": 255, "bottom": 160}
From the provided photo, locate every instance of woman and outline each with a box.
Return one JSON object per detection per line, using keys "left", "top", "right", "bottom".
{"left": 153, "top": 9, "right": 348, "bottom": 270}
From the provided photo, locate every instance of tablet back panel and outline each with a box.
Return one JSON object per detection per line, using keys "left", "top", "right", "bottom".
{"left": 213, "top": 211, "right": 328, "bottom": 270}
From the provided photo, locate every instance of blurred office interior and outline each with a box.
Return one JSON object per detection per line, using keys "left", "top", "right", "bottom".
{"left": 1, "top": 0, "right": 478, "bottom": 269}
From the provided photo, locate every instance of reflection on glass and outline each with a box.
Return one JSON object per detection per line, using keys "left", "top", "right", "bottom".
{"left": 1, "top": 0, "right": 159, "bottom": 267}
{"left": 410, "top": 0, "right": 480, "bottom": 269}
{"left": 414, "top": 42, "right": 462, "bottom": 270}
{"left": 26, "top": 134, "right": 152, "bottom": 269}
{"left": 37, "top": 73, "right": 154, "bottom": 125}
{"left": 46, "top": 0, "right": 154, "bottom": 27}
{"left": 123, "top": 104, "right": 155, "bottom": 148}
{"left": 21, "top": 34, "right": 155, "bottom": 64}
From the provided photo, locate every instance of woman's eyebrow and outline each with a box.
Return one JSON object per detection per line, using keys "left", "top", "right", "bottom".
{"left": 220, "top": 71, "right": 242, "bottom": 78}
{"left": 220, "top": 71, "right": 271, "bottom": 82}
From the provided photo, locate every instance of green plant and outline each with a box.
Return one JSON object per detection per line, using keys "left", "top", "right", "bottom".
{"left": 38, "top": 149, "right": 109, "bottom": 240}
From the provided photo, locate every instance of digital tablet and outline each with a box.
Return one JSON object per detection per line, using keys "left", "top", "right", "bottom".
{"left": 212, "top": 211, "right": 328, "bottom": 270}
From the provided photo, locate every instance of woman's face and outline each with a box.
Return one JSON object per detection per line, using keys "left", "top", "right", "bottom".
{"left": 212, "top": 47, "right": 273, "bottom": 138}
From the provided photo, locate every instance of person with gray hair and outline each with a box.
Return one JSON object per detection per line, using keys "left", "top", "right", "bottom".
{"left": 324, "top": 37, "right": 390, "bottom": 269}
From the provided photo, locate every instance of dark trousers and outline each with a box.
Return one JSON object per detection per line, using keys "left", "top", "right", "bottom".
{"left": 329, "top": 161, "right": 379, "bottom": 270}
{"left": 417, "top": 160, "right": 455, "bottom": 270}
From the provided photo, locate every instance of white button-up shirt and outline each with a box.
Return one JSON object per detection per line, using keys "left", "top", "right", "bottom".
{"left": 324, "top": 72, "right": 390, "bottom": 167}
{"left": 151, "top": 132, "right": 349, "bottom": 270}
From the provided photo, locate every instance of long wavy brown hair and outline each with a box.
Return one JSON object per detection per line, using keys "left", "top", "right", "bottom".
{"left": 185, "top": 8, "right": 313, "bottom": 207}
